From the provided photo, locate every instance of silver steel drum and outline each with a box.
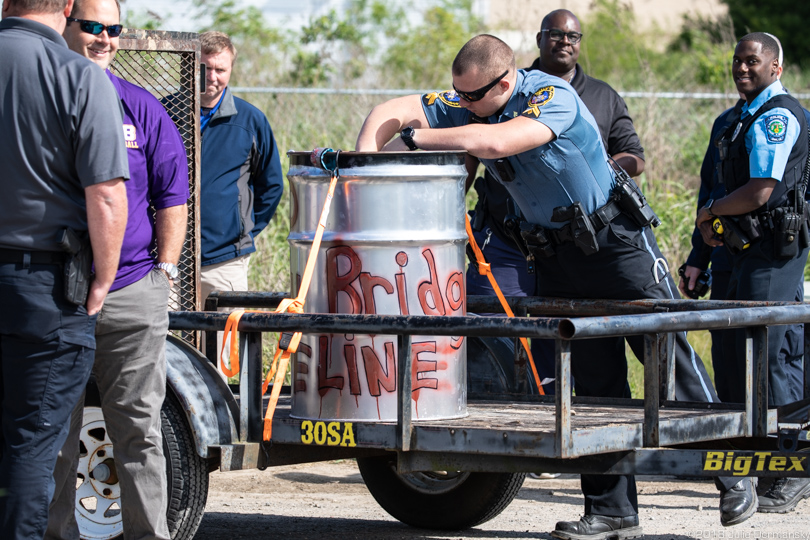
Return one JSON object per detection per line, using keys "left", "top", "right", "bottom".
{"left": 287, "top": 151, "right": 468, "bottom": 421}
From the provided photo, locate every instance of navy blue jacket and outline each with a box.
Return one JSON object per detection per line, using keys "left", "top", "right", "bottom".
{"left": 200, "top": 87, "right": 283, "bottom": 265}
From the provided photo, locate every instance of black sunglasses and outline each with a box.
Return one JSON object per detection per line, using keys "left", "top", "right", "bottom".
{"left": 541, "top": 28, "right": 583, "bottom": 44}
{"left": 67, "top": 17, "right": 123, "bottom": 38}
{"left": 453, "top": 69, "right": 509, "bottom": 102}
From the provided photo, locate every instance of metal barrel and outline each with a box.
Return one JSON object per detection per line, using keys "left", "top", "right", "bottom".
{"left": 287, "top": 151, "right": 468, "bottom": 421}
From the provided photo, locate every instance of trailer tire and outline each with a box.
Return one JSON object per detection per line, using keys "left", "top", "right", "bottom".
{"left": 163, "top": 392, "right": 209, "bottom": 540}
{"left": 356, "top": 454, "right": 525, "bottom": 530}
{"left": 75, "top": 387, "right": 208, "bottom": 540}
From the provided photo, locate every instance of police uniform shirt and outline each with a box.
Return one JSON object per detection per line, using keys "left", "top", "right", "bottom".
{"left": 421, "top": 69, "right": 616, "bottom": 228}
{"left": 741, "top": 80, "right": 801, "bottom": 181}
{"left": 0, "top": 17, "right": 129, "bottom": 252}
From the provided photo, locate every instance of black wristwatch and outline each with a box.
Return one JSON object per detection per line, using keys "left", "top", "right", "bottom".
{"left": 401, "top": 126, "right": 418, "bottom": 151}
{"left": 704, "top": 199, "right": 716, "bottom": 217}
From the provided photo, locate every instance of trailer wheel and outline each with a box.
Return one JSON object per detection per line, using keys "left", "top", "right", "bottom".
{"left": 163, "top": 393, "right": 209, "bottom": 540}
{"left": 356, "top": 454, "right": 526, "bottom": 530}
{"left": 75, "top": 392, "right": 208, "bottom": 540}
{"left": 467, "top": 335, "right": 538, "bottom": 395}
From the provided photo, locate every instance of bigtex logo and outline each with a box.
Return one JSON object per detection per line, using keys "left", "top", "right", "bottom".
{"left": 703, "top": 451, "right": 807, "bottom": 476}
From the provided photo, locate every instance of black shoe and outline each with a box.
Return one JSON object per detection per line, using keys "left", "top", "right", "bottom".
{"left": 551, "top": 514, "right": 642, "bottom": 540}
{"left": 720, "top": 478, "right": 757, "bottom": 526}
{"left": 758, "top": 477, "right": 810, "bottom": 513}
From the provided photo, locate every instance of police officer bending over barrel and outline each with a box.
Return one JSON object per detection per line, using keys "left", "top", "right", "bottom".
{"left": 356, "top": 34, "right": 751, "bottom": 539}
{"left": 694, "top": 32, "right": 810, "bottom": 513}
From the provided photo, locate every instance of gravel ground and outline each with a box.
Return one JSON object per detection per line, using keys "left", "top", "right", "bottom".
{"left": 195, "top": 460, "right": 809, "bottom": 539}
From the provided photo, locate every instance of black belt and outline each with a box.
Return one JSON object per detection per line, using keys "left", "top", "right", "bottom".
{"left": 548, "top": 199, "right": 623, "bottom": 245}
{"left": 0, "top": 248, "right": 65, "bottom": 265}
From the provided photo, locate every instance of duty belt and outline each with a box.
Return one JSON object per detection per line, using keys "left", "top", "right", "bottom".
{"left": 0, "top": 248, "right": 65, "bottom": 266}
{"left": 547, "top": 199, "right": 623, "bottom": 245}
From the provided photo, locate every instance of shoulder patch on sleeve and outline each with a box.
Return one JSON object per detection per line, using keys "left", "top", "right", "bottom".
{"left": 422, "top": 91, "right": 461, "bottom": 108}
{"left": 764, "top": 114, "right": 788, "bottom": 143}
{"left": 522, "top": 86, "right": 554, "bottom": 118}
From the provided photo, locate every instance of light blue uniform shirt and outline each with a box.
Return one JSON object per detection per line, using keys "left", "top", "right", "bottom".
{"left": 421, "top": 70, "right": 616, "bottom": 228}
{"left": 741, "top": 80, "right": 801, "bottom": 181}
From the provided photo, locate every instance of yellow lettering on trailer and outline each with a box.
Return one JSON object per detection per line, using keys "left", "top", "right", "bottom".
{"left": 299, "top": 421, "right": 356, "bottom": 447}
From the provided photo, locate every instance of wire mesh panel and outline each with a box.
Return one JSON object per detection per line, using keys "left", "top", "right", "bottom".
{"left": 113, "top": 30, "right": 201, "bottom": 347}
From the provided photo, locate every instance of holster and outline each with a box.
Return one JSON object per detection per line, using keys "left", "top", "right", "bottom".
{"left": 519, "top": 222, "right": 554, "bottom": 259}
{"left": 57, "top": 228, "right": 93, "bottom": 306}
{"left": 551, "top": 202, "right": 599, "bottom": 255}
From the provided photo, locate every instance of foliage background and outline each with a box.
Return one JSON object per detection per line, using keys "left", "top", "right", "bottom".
{"left": 127, "top": 0, "right": 810, "bottom": 395}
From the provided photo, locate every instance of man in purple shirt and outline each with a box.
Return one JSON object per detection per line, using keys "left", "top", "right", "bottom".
{"left": 46, "top": 0, "right": 189, "bottom": 538}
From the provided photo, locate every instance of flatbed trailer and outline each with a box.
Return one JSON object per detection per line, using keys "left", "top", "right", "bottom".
{"left": 158, "top": 293, "right": 810, "bottom": 533}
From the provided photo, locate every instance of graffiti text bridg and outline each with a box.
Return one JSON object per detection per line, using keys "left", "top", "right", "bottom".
{"left": 703, "top": 451, "right": 807, "bottom": 476}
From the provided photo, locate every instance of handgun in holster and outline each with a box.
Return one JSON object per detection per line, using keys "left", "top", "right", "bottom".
{"left": 57, "top": 227, "right": 93, "bottom": 306}
{"left": 551, "top": 202, "right": 599, "bottom": 255}
{"left": 712, "top": 217, "right": 751, "bottom": 255}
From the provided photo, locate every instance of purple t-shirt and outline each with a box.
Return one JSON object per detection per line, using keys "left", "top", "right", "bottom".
{"left": 107, "top": 71, "right": 189, "bottom": 291}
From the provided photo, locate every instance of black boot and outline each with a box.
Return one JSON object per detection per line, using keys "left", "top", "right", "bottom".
{"left": 551, "top": 514, "right": 642, "bottom": 540}
{"left": 719, "top": 478, "right": 757, "bottom": 526}
{"left": 758, "top": 477, "right": 810, "bottom": 513}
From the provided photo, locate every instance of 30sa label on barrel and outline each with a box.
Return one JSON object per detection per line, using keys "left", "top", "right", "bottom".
{"left": 300, "top": 420, "right": 357, "bottom": 447}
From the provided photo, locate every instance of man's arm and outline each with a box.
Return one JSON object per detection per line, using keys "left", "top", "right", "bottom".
{"left": 603, "top": 93, "right": 645, "bottom": 176}
{"left": 85, "top": 179, "right": 128, "bottom": 315}
{"left": 250, "top": 118, "right": 284, "bottom": 239}
{"left": 611, "top": 152, "right": 644, "bottom": 177}
{"left": 395, "top": 117, "right": 555, "bottom": 159}
{"left": 356, "top": 95, "right": 432, "bottom": 151}
{"left": 155, "top": 204, "right": 188, "bottom": 282}
{"left": 696, "top": 178, "right": 776, "bottom": 246}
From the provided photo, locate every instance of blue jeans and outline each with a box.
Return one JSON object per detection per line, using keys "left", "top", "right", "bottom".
{"left": 466, "top": 227, "right": 556, "bottom": 393}
{"left": 0, "top": 260, "right": 96, "bottom": 540}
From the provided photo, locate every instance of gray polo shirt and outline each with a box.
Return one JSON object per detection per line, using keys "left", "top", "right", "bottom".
{"left": 0, "top": 17, "right": 129, "bottom": 251}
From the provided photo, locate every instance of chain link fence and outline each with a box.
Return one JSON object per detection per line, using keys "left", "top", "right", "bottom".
{"left": 114, "top": 30, "right": 201, "bottom": 347}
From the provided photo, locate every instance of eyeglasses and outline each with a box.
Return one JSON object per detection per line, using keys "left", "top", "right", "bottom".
{"left": 541, "top": 28, "right": 583, "bottom": 44}
{"left": 66, "top": 17, "right": 123, "bottom": 38}
{"left": 453, "top": 69, "right": 509, "bottom": 102}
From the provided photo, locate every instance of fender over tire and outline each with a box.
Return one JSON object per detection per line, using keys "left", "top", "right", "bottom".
{"left": 356, "top": 453, "right": 526, "bottom": 530}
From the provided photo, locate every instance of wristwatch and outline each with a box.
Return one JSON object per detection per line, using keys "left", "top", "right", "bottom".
{"left": 704, "top": 199, "right": 716, "bottom": 217}
{"left": 157, "top": 262, "right": 179, "bottom": 280}
{"left": 401, "top": 126, "right": 418, "bottom": 151}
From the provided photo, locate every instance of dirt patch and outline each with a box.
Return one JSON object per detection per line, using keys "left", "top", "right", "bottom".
{"left": 196, "top": 460, "right": 809, "bottom": 539}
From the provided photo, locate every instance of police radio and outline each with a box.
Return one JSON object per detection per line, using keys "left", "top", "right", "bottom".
{"left": 609, "top": 159, "right": 661, "bottom": 228}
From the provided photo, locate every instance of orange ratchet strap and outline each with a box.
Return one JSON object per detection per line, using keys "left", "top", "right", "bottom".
{"left": 465, "top": 214, "right": 545, "bottom": 396}
{"left": 220, "top": 148, "right": 341, "bottom": 441}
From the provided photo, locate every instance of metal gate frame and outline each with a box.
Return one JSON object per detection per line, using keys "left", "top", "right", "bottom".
{"left": 113, "top": 30, "right": 202, "bottom": 346}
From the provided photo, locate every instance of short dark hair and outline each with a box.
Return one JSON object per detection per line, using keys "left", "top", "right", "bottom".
{"left": 541, "top": 9, "right": 579, "bottom": 31}
{"left": 738, "top": 32, "right": 780, "bottom": 63}
{"left": 200, "top": 31, "right": 238, "bottom": 63}
{"left": 71, "top": 0, "right": 120, "bottom": 16}
{"left": 6, "top": 0, "right": 68, "bottom": 13}
{"left": 452, "top": 34, "right": 515, "bottom": 80}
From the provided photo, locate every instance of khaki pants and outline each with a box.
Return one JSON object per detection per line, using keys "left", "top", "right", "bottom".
{"left": 47, "top": 269, "right": 171, "bottom": 540}
{"left": 201, "top": 254, "right": 250, "bottom": 377}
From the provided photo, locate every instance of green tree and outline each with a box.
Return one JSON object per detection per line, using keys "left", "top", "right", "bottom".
{"left": 382, "top": 0, "right": 484, "bottom": 89}
{"left": 722, "top": 0, "right": 810, "bottom": 68}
